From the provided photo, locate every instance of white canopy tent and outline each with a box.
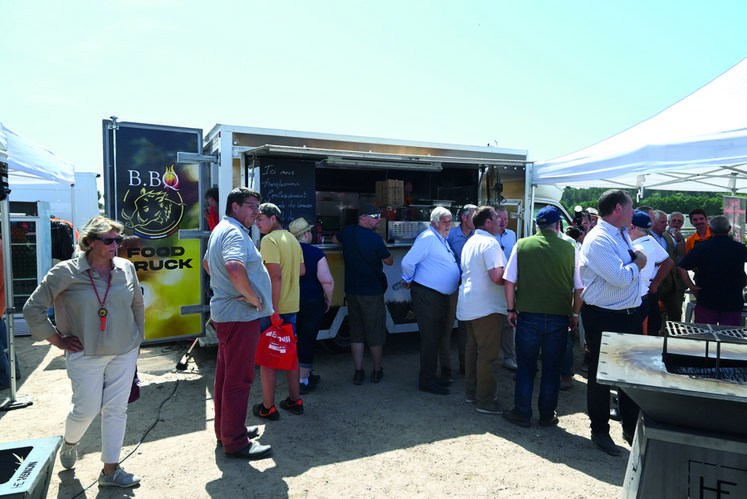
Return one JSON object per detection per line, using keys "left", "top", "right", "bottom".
{"left": 533, "top": 57, "right": 747, "bottom": 193}
{"left": 1, "top": 121, "right": 75, "bottom": 409}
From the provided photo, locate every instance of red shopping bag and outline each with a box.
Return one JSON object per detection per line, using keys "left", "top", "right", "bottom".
{"left": 255, "top": 315, "right": 298, "bottom": 370}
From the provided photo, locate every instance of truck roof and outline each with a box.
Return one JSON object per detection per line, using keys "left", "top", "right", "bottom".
{"left": 206, "top": 124, "right": 528, "bottom": 163}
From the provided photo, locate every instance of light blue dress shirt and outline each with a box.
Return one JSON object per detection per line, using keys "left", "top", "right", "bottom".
{"left": 401, "top": 226, "right": 461, "bottom": 295}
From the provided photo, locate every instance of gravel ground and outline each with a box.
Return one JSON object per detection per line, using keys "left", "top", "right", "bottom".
{"left": 2, "top": 332, "right": 627, "bottom": 498}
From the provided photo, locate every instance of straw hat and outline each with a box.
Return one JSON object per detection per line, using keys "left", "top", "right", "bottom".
{"left": 289, "top": 217, "right": 313, "bottom": 237}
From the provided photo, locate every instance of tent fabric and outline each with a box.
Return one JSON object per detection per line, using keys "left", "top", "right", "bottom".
{"left": 0, "top": 122, "right": 75, "bottom": 184}
{"left": 533, "top": 57, "right": 747, "bottom": 192}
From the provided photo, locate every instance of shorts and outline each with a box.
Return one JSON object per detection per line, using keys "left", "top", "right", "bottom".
{"left": 346, "top": 294, "right": 387, "bottom": 346}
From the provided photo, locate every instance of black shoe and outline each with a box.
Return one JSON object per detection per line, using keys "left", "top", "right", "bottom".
{"left": 440, "top": 369, "right": 454, "bottom": 383}
{"left": 217, "top": 426, "right": 260, "bottom": 447}
{"left": 609, "top": 408, "right": 621, "bottom": 421}
{"left": 419, "top": 383, "right": 449, "bottom": 395}
{"left": 279, "top": 397, "right": 304, "bottom": 415}
{"left": 227, "top": 441, "right": 272, "bottom": 460}
{"left": 299, "top": 381, "right": 316, "bottom": 395}
{"left": 503, "top": 408, "right": 531, "bottom": 428}
{"left": 435, "top": 377, "right": 452, "bottom": 387}
{"left": 591, "top": 432, "right": 621, "bottom": 456}
{"left": 353, "top": 369, "right": 365, "bottom": 385}
{"left": 371, "top": 368, "right": 383, "bottom": 383}
{"left": 539, "top": 414, "right": 559, "bottom": 427}
{"left": 307, "top": 372, "right": 321, "bottom": 386}
{"left": 252, "top": 403, "right": 280, "bottom": 421}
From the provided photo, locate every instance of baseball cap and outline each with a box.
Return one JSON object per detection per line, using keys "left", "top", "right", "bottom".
{"left": 359, "top": 204, "right": 381, "bottom": 216}
{"left": 632, "top": 210, "right": 652, "bottom": 229}
{"left": 536, "top": 206, "right": 561, "bottom": 225}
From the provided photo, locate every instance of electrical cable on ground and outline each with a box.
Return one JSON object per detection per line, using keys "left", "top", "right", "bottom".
{"left": 68, "top": 373, "right": 181, "bottom": 499}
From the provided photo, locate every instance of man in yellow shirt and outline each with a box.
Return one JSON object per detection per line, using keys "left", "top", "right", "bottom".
{"left": 253, "top": 203, "right": 306, "bottom": 420}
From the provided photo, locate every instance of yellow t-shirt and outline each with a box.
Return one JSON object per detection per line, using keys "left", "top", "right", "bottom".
{"left": 260, "top": 229, "right": 304, "bottom": 314}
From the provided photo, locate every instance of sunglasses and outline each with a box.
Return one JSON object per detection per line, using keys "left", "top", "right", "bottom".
{"left": 92, "top": 236, "right": 124, "bottom": 245}
{"left": 366, "top": 214, "right": 381, "bottom": 219}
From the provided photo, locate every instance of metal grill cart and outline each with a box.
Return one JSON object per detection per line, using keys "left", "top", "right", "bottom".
{"left": 597, "top": 324, "right": 747, "bottom": 498}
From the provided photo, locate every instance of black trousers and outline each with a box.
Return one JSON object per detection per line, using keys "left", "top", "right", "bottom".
{"left": 581, "top": 305, "right": 643, "bottom": 436}
{"left": 411, "top": 282, "right": 454, "bottom": 388}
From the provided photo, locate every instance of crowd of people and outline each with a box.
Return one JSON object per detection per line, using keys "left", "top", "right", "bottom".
{"left": 9, "top": 186, "right": 747, "bottom": 489}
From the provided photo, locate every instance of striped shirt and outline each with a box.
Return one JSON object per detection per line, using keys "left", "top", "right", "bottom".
{"left": 579, "top": 219, "right": 641, "bottom": 310}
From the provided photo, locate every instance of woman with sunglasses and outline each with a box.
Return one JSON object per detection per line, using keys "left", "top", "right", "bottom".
{"left": 23, "top": 216, "right": 144, "bottom": 488}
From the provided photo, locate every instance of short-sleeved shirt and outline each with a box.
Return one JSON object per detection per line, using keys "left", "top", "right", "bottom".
{"left": 679, "top": 235, "right": 747, "bottom": 312}
{"left": 300, "top": 242, "right": 325, "bottom": 301}
{"left": 447, "top": 225, "right": 473, "bottom": 265}
{"left": 495, "top": 229, "right": 517, "bottom": 260}
{"left": 632, "top": 235, "right": 670, "bottom": 296}
{"left": 335, "top": 224, "right": 391, "bottom": 296}
{"left": 260, "top": 229, "right": 304, "bottom": 314}
{"left": 204, "top": 216, "right": 273, "bottom": 322}
{"left": 457, "top": 229, "right": 507, "bottom": 321}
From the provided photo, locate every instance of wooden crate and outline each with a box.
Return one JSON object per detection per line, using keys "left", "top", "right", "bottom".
{"left": 375, "top": 180, "right": 404, "bottom": 207}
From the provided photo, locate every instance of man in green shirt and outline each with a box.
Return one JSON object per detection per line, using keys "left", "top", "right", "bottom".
{"left": 502, "top": 206, "right": 582, "bottom": 428}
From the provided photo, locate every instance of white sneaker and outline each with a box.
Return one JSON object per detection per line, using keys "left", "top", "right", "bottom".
{"left": 503, "top": 358, "right": 518, "bottom": 371}
{"left": 59, "top": 442, "right": 77, "bottom": 469}
{"left": 98, "top": 466, "right": 141, "bottom": 488}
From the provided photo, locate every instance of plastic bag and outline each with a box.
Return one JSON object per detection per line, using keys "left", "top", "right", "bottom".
{"left": 255, "top": 315, "right": 298, "bottom": 370}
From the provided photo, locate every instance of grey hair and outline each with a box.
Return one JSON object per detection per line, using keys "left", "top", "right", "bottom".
{"left": 78, "top": 216, "right": 124, "bottom": 253}
{"left": 709, "top": 215, "right": 730, "bottom": 235}
{"left": 653, "top": 210, "right": 667, "bottom": 220}
{"left": 430, "top": 206, "right": 452, "bottom": 224}
{"left": 459, "top": 204, "right": 478, "bottom": 218}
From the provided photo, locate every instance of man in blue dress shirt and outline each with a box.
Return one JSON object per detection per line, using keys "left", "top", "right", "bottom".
{"left": 402, "top": 207, "right": 461, "bottom": 395}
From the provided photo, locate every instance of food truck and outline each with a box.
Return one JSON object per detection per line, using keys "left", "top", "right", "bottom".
{"left": 201, "top": 124, "right": 568, "bottom": 348}
{"left": 102, "top": 120, "right": 567, "bottom": 345}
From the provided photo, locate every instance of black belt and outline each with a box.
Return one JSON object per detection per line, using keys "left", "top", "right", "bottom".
{"left": 584, "top": 304, "right": 638, "bottom": 315}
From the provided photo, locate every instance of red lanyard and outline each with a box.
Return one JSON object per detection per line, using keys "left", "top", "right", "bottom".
{"left": 87, "top": 269, "right": 112, "bottom": 331}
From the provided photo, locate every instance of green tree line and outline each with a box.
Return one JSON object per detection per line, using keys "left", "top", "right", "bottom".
{"left": 561, "top": 188, "right": 741, "bottom": 218}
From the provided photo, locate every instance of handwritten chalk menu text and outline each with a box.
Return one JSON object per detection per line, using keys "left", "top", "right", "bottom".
{"left": 258, "top": 157, "right": 316, "bottom": 228}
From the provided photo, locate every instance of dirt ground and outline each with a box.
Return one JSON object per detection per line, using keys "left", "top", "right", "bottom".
{"left": 2, "top": 332, "right": 628, "bottom": 498}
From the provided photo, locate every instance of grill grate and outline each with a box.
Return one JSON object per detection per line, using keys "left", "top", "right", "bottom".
{"left": 665, "top": 321, "right": 747, "bottom": 344}
{"left": 664, "top": 321, "right": 747, "bottom": 382}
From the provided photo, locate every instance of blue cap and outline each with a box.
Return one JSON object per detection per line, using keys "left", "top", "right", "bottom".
{"left": 536, "top": 206, "right": 561, "bottom": 225}
{"left": 632, "top": 210, "right": 652, "bottom": 229}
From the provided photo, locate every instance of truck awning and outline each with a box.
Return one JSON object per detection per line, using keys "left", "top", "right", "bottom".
{"left": 243, "top": 144, "right": 528, "bottom": 171}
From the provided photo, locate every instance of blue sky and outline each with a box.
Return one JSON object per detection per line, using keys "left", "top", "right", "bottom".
{"left": 1, "top": 1, "right": 745, "bottom": 175}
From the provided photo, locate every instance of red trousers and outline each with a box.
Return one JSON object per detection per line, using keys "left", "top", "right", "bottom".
{"left": 214, "top": 320, "right": 261, "bottom": 453}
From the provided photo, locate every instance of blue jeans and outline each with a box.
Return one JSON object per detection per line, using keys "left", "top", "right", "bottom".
{"left": 260, "top": 313, "right": 297, "bottom": 336}
{"left": 514, "top": 312, "right": 568, "bottom": 421}
{"left": 560, "top": 329, "right": 574, "bottom": 376}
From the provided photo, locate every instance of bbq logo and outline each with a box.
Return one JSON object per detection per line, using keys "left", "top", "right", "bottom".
{"left": 120, "top": 164, "right": 185, "bottom": 239}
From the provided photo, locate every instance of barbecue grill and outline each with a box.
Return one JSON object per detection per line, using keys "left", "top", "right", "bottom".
{"left": 597, "top": 323, "right": 747, "bottom": 498}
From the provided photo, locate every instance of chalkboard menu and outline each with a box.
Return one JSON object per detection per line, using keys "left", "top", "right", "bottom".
{"left": 258, "top": 157, "right": 317, "bottom": 228}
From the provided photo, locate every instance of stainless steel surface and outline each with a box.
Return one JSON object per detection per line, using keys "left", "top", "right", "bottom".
{"left": 598, "top": 332, "right": 747, "bottom": 436}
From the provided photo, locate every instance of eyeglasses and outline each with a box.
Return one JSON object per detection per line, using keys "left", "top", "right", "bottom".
{"left": 92, "top": 236, "right": 124, "bottom": 245}
{"left": 366, "top": 214, "right": 381, "bottom": 219}
{"left": 241, "top": 201, "right": 260, "bottom": 210}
